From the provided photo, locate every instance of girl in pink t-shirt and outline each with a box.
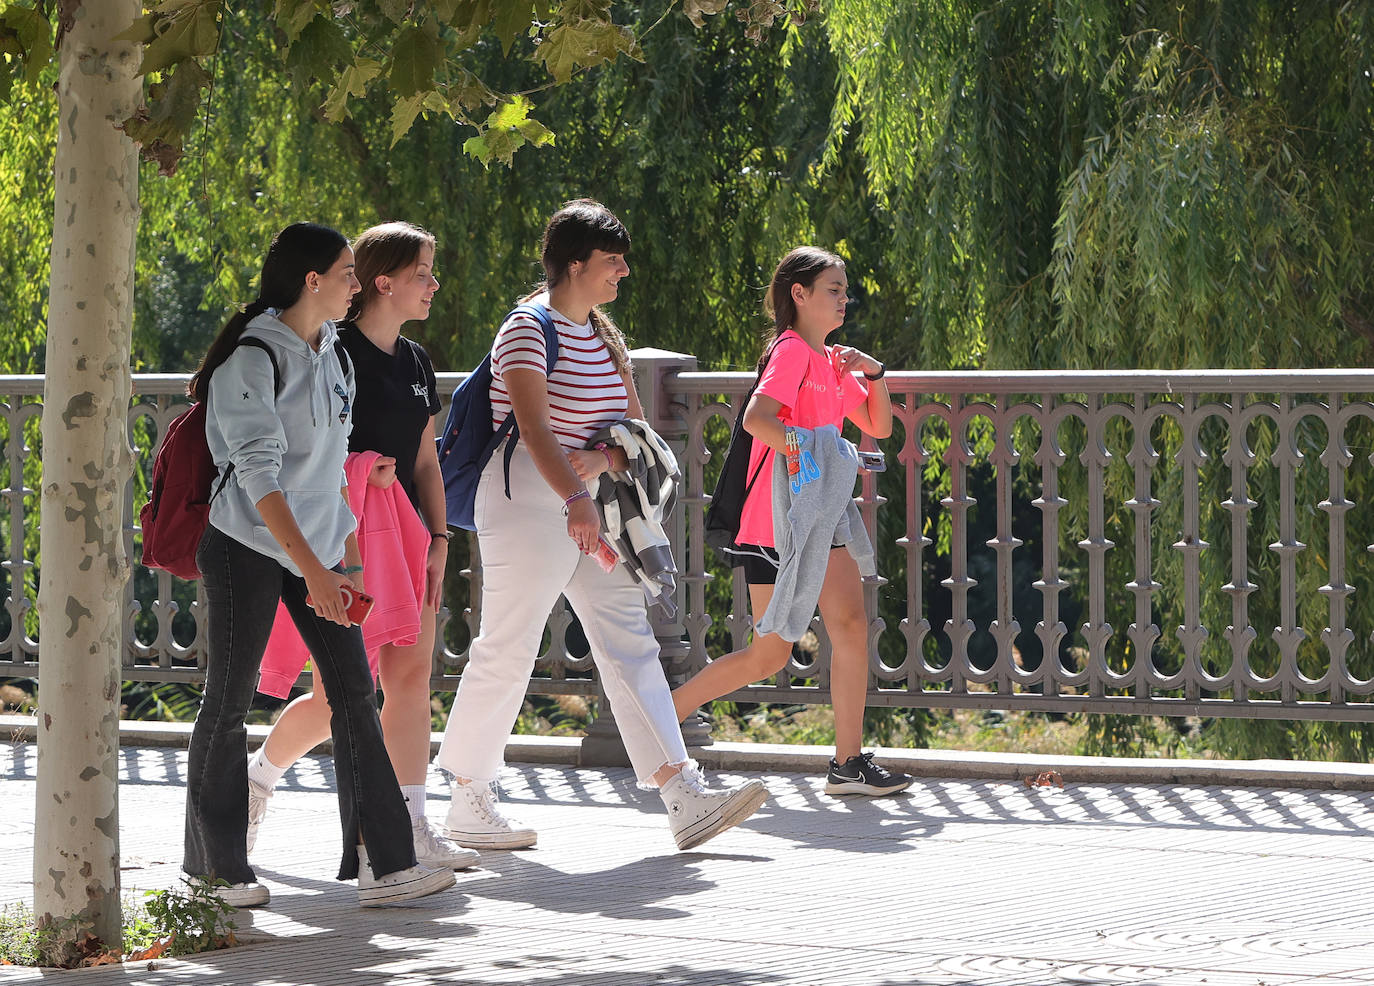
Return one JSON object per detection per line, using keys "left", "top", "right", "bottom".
{"left": 673, "top": 247, "right": 912, "bottom": 797}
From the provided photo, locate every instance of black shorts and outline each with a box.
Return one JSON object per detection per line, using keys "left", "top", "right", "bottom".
{"left": 733, "top": 544, "right": 781, "bottom": 586}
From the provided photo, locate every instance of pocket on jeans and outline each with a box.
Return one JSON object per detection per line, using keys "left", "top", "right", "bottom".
{"left": 473, "top": 460, "right": 494, "bottom": 529}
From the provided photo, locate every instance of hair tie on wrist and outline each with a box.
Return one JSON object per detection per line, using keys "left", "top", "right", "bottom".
{"left": 562, "top": 488, "right": 591, "bottom": 515}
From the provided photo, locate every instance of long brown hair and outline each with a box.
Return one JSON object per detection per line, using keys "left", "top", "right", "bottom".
{"left": 346, "top": 221, "right": 436, "bottom": 322}
{"left": 521, "top": 198, "right": 631, "bottom": 374}
{"left": 759, "top": 246, "right": 846, "bottom": 368}
{"left": 188, "top": 222, "right": 349, "bottom": 403}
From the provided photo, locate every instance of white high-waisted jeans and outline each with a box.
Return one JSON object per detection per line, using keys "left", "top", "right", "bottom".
{"left": 435, "top": 443, "right": 688, "bottom": 786}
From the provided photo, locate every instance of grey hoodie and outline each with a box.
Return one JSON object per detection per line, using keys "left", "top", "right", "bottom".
{"left": 205, "top": 312, "right": 356, "bottom": 576}
{"left": 756, "top": 424, "right": 878, "bottom": 641}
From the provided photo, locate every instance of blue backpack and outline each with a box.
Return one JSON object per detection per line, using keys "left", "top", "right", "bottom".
{"left": 438, "top": 303, "right": 559, "bottom": 530}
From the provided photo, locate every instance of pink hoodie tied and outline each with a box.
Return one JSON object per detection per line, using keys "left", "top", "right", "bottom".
{"left": 257, "top": 450, "right": 432, "bottom": 698}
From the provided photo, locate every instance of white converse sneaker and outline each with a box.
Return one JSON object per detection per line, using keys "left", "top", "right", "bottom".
{"left": 442, "top": 781, "right": 537, "bottom": 849}
{"left": 412, "top": 815, "right": 481, "bottom": 869}
{"left": 659, "top": 765, "right": 768, "bottom": 851}
{"left": 356, "top": 846, "right": 456, "bottom": 906}
{"left": 246, "top": 776, "right": 273, "bottom": 855}
{"left": 190, "top": 877, "right": 270, "bottom": 908}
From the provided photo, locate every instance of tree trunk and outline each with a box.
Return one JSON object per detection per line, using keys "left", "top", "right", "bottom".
{"left": 34, "top": 0, "right": 140, "bottom": 961}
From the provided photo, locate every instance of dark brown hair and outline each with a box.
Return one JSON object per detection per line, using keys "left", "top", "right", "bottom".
{"left": 523, "top": 198, "right": 631, "bottom": 373}
{"left": 346, "top": 221, "right": 436, "bottom": 322}
{"left": 760, "top": 246, "right": 846, "bottom": 367}
{"left": 189, "top": 222, "right": 349, "bottom": 403}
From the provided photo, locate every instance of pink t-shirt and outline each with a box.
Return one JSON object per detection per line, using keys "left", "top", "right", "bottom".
{"left": 735, "top": 330, "right": 869, "bottom": 548}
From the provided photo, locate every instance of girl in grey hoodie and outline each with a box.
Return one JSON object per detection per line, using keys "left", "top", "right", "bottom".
{"left": 182, "top": 223, "right": 453, "bottom": 909}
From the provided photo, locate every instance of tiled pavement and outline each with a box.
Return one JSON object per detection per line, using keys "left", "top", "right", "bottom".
{"left": 5, "top": 739, "right": 1374, "bottom": 985}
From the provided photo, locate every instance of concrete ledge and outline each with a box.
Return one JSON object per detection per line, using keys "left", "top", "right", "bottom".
{"left": 690, "top": 740, "right": 1374, "bottom": 790}
{"left": 7, "top": 714, "right": 1374, "bottom": 790}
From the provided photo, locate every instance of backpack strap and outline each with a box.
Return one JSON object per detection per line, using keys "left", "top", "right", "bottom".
{"left": 334, "top": 341, "right": 351, "bottom": 381}
{"left": 208, "top": 336, "right": 285, "bottom": 504}
{"left": 499, "top": 303, "right": 560, "bottom": 500}
{"left": 235, "top": 336, "right": 282, "bottom": 395}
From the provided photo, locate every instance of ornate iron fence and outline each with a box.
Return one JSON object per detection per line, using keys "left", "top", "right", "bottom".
{"left": 6, "top": 363, "right": 1374, "bottom": 723}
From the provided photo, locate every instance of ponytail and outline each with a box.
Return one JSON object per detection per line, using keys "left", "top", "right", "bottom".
{"left": 189, "top": 300, "right": 270, "bottom": 402}
{"left": 187, "top": 222, "right": 349, "bottom": 403}
{"left": 759, "top": 246, "right": 845, "bottom": 369}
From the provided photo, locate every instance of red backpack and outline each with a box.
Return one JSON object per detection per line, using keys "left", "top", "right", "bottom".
{"left": 139, "top": 339, "right": 280, "bottom": 579}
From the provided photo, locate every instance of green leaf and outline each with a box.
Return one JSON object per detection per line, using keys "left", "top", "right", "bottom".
{"left": 272, "top": 0, "right": 321, "bottom": 44}
{"left": 119, "top": 59, "right": 211, "bottom": 176}
{"left": 431, "top": 0, "right": 475, "bottom": 24}
{"left": 463, "top": 124, "right": 519, "bottom": 165}
{"left": 322, "top": 56, "right": 383, "bottom": 122}
{"left": 113, "top": 13, "right": 159, "bottom": 45}
{"left": 462, "top": 95, "right": 552, "bottom": 167}
{"left": 0, "top": 6, "right": 54, "bottom": 85}
{"left": 390, "top": 92, "right": 425, "bottom": 145}
{"left": 536, "top": 19, "right": 638, "bottom": 84}
{"left": 446, "top": 68, "right": 497, "bottom": 112}
{"left": 557, "top": 0, "right": 612, "bottom": 20}
{"left": 492, "top": 0, "right": 535, "bottom": 55}
{"left": 515, "top": 115, "right": 554, "bottom": 147}
{"left": 138, "top": 1, "right": 221, "bottom": 76}
{"left": 386, "top": 25, "right": 444, "bottom": 96}
{"left": 377, "top": 0, "right": 412, "bottom": 24}
{"left": 285, "top": 16, "right": 351, "bottom": 85}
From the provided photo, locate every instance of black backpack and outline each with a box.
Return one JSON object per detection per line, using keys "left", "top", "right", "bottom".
{"left": 704, "top": 344, "right": 777, "bottom": 562}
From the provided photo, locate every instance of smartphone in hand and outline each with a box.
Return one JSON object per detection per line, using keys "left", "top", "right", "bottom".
{"left": 305, "top": 585, "right": 375, "bottom": 625}
{"left": 857, "top": 449, "right": 886, "bottom": 472}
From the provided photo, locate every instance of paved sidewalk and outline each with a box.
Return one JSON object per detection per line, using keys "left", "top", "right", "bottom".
{"left": 5, "top": 739, "right": 1374, "bottom": 985}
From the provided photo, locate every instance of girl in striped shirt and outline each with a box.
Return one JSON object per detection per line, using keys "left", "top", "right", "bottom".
{"left": 433, "top": 200, "right": 767, "bottom": 852}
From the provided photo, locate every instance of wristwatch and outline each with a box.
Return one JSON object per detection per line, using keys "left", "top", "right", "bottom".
{"left": 431, "top": 530, "right": 453, "bottom": 542}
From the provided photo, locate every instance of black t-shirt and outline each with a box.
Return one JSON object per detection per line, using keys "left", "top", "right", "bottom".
{"left": 337, "top": 322, "right": 441, "bottom": 510}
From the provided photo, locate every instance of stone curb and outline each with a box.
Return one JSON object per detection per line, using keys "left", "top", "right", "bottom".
{"left": 7, "top": 713, "right": 1374, "bottom": 790}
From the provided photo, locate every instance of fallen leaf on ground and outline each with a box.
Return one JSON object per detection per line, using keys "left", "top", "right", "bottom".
{"left": 127, "top": 938, "right": 170, "bottom": 961}
{"left": 1024, "top": 770, "right": 1064, "bottom": 788}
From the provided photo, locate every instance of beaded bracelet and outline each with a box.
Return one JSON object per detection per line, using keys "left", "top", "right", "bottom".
{"left": 563, "top": 488, "right": 591, "bottom": 515}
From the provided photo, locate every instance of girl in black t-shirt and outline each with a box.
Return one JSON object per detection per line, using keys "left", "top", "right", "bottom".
{"left": 245, "top": 222, "right": 476, "bottom": 871}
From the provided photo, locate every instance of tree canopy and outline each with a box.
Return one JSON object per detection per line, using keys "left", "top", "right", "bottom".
{"left": 0, "top": 0, "right": 1371, "bottom": 767}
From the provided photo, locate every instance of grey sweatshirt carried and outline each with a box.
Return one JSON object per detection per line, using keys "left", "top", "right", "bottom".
{"left": 756, "top": 424, "right": 877, "bottom": 641}
{"left": 205, "top": 312, "right": 357, "bottom": 576}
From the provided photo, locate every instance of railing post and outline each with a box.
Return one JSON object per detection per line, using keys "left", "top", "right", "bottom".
{"left": 580, "top": 348, "right": 705, "bottom": 765}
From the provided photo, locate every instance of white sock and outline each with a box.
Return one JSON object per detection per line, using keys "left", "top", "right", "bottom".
{"left": 401, "top": 784, "right": 427, "bottom": 821}
{"left": 248, "top": 746, "right": 288, "bottom": 790}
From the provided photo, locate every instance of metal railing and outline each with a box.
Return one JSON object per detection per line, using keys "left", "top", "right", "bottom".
{"left": 7, "top": 363, "right": 1374, "bottom": 723}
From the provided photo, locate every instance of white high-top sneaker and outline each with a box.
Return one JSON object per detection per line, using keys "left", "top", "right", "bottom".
{"left": 245, "top": 776, "right": 273, "bottom": 855}
{"left": 356, "top": 845, "right": 455, "bottom": 907}
{"left": 659, "top": 765, "right": 768, "bottom": 851}
{"left": 412, "top": 815, "right": 481, "bottom": 869}
{"left": 442, "top": 781, "right": 537, "bottom": 849}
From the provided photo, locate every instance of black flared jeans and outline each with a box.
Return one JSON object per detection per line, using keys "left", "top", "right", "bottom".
{"left": 183, "top": 524, "right": 415, "bottom": 884}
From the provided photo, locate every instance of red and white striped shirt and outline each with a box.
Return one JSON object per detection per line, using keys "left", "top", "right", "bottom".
{"left": 489, "top": 294, "right": 629, "bottom": 450}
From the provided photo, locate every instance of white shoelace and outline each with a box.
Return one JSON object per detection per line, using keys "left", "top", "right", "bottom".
{"left": 468, "top": 784, "right": 514, "bottom": 827}
{"left": 413, "top": 817, "right": 457, "bottom": 855}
